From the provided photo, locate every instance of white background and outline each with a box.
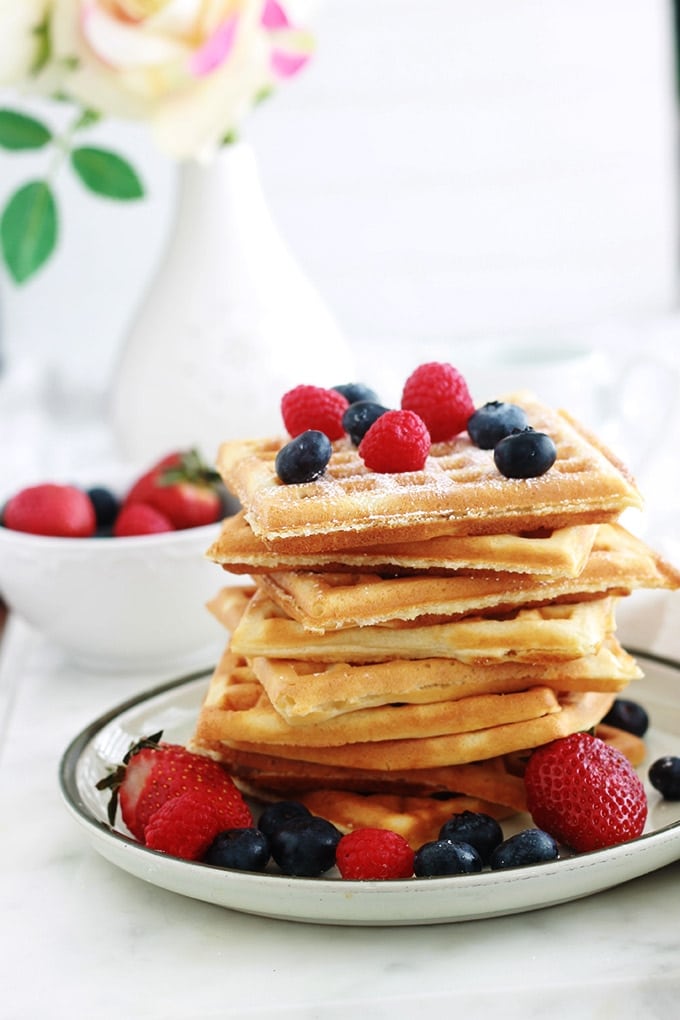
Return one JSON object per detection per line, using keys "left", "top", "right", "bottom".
{"left": 1, "top": 0, "right": 679, "bottom": 407}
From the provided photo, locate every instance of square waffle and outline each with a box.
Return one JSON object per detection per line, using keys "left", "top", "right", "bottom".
{"left": 216, "top": 394, "right": 642, "bottom": 552}
{"left": 253, "top": 524, "right": 680, "bottom": 631}
{"left": 192, "top": 723, "right": 643, "bottom": 815}
{"left": 192, "top": 648, "right": 563, "bottom": 749}
{"left": 206, "top": 511, "right": 600, "bottom": 578}
{"left": 211, "top": 586, "right": 618, "bottom": 664}
{"left": 249, "top": 637, "right": 641, "bottom": 724}
{"left": 216, "top": 690, "right": 614, "bottom": 770}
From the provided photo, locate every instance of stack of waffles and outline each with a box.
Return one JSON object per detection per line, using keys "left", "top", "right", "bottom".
{"left": 189, "top": 393, "right": 680, "bottom": 846}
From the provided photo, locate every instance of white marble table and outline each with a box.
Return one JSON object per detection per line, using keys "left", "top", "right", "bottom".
{"left": 1, "top": 608, "right": 679, "bottom": 1020}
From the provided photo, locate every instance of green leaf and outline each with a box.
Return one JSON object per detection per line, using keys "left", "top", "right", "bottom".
{"left": 0, "top": 109, "right": 52, "bottom": 150}
{"left": 1, "top": 181, "right": 58, "bottom": 284}
{"left": 70, "top": 146, "right": 144, "bottom": 200}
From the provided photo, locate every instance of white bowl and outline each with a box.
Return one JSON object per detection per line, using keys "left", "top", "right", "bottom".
{"left": 0, "top": 522, "right": 229, "bottom": 673}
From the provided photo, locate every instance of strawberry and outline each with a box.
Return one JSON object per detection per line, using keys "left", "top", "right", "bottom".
{"left": 123, "top": 451, "right": 183, "bottom": 507}
{"left": 144, "top": 790, "right": 243, "bottom": 861}
{"left": 124, "top": 449, "right": 224, "bottom": 530}
{"left": 113, "top": 503, "right": 175, "bottom": 537}
{"left": 96, "top": 733, "right": 252, "bottom": 842}
{"left": 3, "top": 483, "right": 96, "bottom": 538}
{"left": 523, "top": 732, "right": 648, "bottom": 853}
{"left": 335, "top": 827, "right": 415, "bottom": 880}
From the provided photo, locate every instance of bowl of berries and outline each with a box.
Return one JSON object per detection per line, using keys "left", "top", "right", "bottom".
{"left": 0, "top": 449, "right": 239, "bottom": 673}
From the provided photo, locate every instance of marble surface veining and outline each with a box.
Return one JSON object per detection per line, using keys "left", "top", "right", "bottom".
{"left": 1, "top": 614, "right": 680, "bottom": 1019}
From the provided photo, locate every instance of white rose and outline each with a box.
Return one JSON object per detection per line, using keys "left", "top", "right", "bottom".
{"left": 0, "top": 0, "right": 52, "bottom": 86}
{"left": 49, "top": 0, "right": 313, "bottom": 159}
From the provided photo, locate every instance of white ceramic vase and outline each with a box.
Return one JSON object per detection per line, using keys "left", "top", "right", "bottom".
{"left": 109, "top": 142, "right": 355, "bottom": 464}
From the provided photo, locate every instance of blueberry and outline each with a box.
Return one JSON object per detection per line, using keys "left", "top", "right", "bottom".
{"left": 87, "top": 486, "right": 120, "bottom": 531}
{"left": 414, "top": 839, "right": 483, "bottom": 877}
{"left": 467, "top": 401, "right": 529, "bottom": 449}
{"left": 269, "top": 815, "right": 342, "bottom": 877}
{"left": 275, "top": 430, "right": 332, "bottom": 484}
{"left": 489, "top": 828, "right": 559, "bottom": 869}
{"left": 493, "top": 427, "right": 557, "bottom": 479}
{"left": 203, "top": 828, "right": 270, "bottom": 872}
{"left": 342, "top": 400, "right": 390, "bottom": 445}
{"left": 257, "top": 800, "right": 311, "bottom": 839}
{"left": 648, "top": 756, "right": 680, "bottom": 800}
{"left": 333, "top": 382, "right": 380, "bottom": 405}
{"left": 601, "top": 698, "right": 649, "bottom": 738}
{"left": 438, "top": 810, "right": 504, "bottom": 864}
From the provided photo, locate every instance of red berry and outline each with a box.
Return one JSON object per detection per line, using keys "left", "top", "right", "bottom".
{"left": 358, "top": 409, "right": 430, "bottom": 472}
{"left": 3, "top": 483, "right": 96, "bottom": 538}
{"left": 144, "top": 790, "right": 242, "bottom": 860}
{"left": 123, "top": 451, "right": 183, "bottom": 507}
{"left": 336, "top": 828, "right": 415, "bottom": 880}
{"left": 124, "top": 449, "right": 223, "bottom": 530}
{"left": 134, "top": 752, "right": 252, "bottom": 839}
{"left": 401, "top": 362, "right": 475, "bottom": 442}
{"left": 281, "top": 385, "right": 349, "bottom": 440}
{"left": 113, "top": 503, "right": 175, "bottom": 537}
{"left": 524, "top": 732, "right": 648, "bottom": 853}
{"left": 97, "top": 736, "right": 252, "bottom": 842}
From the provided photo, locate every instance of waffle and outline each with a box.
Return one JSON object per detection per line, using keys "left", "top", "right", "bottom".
{"left": 190, "top": 739, "right": 532, "bottom": 811}
{"left": 216, "top": 395, "right": 642, "bottom": 551}
{"left": 193, "top": 721, "right": 642, "bottom": 814}
{"left": 216, "top": 690, "right": 614, "bottom": 770}
{"left": 214, "top": 586, "right": 617, "bottom": 663}
{"left": 250, "top": 636, "right": 640, "bottom": 724}
{"left": 296, "top": 791, "right": 516, "bottom": 850}
{"left": 254, "top": 524, "right": 680, "bottom": 631}
{"left": 206, "top": 511, "right": 599, "bottom": 578}
{"left": 192, "top": 649, "right": 563, "bottom": 748}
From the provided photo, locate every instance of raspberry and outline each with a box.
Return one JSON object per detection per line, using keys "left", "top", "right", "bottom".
{"left": 144, "top": 790, "right": 247, "bottom": 861}
{"left": 401, "top": 362, "right": 475, "bottom": 442}
{"left": 281, "top": 385, "right": 349, "bottom": 440}
{"left": 336, "top": 827, "right": 415, "bottom": 880}
{"left": 524, "top": 732, "right": 648, "bottom": 853}
{"left": 358, "top": 410, "right": 430, "bottom": 473}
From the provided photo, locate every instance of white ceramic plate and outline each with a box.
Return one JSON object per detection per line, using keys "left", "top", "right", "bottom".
{"left": 59, "top": 651, "right": 680, "bottom": 926}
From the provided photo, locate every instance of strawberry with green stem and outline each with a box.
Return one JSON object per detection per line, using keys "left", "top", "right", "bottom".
{"left": 96, "top": 732, "right": 252, "bottom": 848}
{"left": 124, "top": 448, "right": 234, "bottom": 530}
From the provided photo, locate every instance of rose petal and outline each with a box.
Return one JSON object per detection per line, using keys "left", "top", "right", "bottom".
{"left": 188, "top": 15, "right": 239, "bottom": 78}
{"left": 261, "top": 0, "right": 290, "bottom": 30}
{"left": 81, "top": 1, "right": 187, "bottom": 69}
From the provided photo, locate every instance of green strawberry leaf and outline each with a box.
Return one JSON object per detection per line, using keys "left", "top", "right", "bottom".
{"left": 0, "top": 109, "right": 52, "bottom": 150}
{"left": 0, "top": 181, "right": 58, "bottom": 284}
{"left": 70, "top": 146, "right": 144, "bottom": 200}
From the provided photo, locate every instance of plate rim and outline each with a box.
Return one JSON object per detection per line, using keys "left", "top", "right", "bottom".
{"left": 57, "top": 650, "right": 680, "bottom": 922}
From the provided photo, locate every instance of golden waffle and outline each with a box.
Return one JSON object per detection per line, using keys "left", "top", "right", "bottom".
{"left": 216, "top": 690, "right": 614, "bottom": 770}
{"left": 216, "top": 395, "right": 642, "bottom": 551}
{"left": 250, "top": 636, "right": 640, "bottom": 724}
{"left": 213, "top": 586, "right": 617, "bottom": 663}
{"left": 193, "top": 649, "right": 563, "bottom": 748}
{"left": 254, "top": 524, "right": 680, "bottom": 631}
{"left": 296, "top": 791, "right": 516, "bottom": 849}
{"left": 192, "top": 721, "right": 641, "bottom": 816}
{"left": 206, "top": 511, "right": 599, "bottom": 578}
{"left": 190, "top": 740, "right": 532, "bottom": 811}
